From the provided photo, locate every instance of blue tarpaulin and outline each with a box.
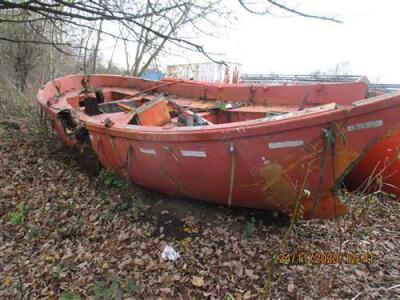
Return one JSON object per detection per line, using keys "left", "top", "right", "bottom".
{"left": 142, "top": 70, "right": 165, "bottom": 81}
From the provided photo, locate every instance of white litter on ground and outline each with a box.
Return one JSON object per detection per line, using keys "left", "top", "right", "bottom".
{"left": 161, "top": 245, "right": 180, "bottom": 261}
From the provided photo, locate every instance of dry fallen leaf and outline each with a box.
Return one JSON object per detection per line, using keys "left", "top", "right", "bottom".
{"left": 191, "top": 275, "right": 205, "bottom": 287}
{"left": 245, "top": 269, "right": 259, "bottom": 281}
{"left": 0, "top": 127, "right": 399, "bottom": 300}
{"left": 3, "top": 277, "right": 13, "bottom": 286}
{"left": 243, "top": 290, "right": 251, "bottom": 300}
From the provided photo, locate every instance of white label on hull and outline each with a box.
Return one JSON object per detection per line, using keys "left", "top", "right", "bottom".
{"left": 268, "top": 140, "right": 304, "bottom": 149}
{"left": 139, "top": 147, "right": 156, "bottom": 155}
{"left": 347, "top": 120, "right": 383, "bottom": 132}
{"left": 180, "top": 150, "right": 207, "bottom": 157}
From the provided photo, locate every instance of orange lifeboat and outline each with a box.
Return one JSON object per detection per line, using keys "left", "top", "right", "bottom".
{"left": 37, "top": 74, "right": 400, "bottom": 219}
{"left": 345, "top": 125, "right": 400, "bottom": 197}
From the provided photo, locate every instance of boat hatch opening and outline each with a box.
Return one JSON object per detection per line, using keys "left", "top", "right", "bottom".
{"left": 98, "top": 100, "right": 140, "bottom": 113}
{"left": 108, "top": 91, "right": 132, "bottom": 101}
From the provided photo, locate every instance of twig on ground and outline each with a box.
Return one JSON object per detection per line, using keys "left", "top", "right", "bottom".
{"left": 351, "top": 291, "right": 362, "bottom": 300}
{"left": 388, "top": 284, "right": 400, "bottom": 290}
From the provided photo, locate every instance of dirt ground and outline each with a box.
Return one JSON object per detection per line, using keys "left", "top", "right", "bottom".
{"left": 0, "top": 125, "right": 399, "bottom": 299}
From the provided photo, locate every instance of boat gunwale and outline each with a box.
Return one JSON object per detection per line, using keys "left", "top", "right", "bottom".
{"left": 81, "top": 103, "right": 398, "bottom": 143}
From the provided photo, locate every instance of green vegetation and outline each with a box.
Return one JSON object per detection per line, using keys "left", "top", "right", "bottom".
{"left": 98, "top": 168, "right": 146, "bottom": 220}
{"left": 9, "top": 203, "right": 28, "bottom": 226}
{"left": 28, "top": 225, "right": 40, "bottom": 239}
{"left": 99, "top": 169, "right": 128, "bottom": 189}
{"left": 60, "top": 291, "right": 79, "bottom": 300}
{"left": 243, "top": 217, "right": 257, "bottom": 239}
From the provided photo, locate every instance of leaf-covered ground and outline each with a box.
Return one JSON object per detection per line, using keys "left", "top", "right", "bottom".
{"left": 0, "top": 126, "right": 399, "bottom": 299}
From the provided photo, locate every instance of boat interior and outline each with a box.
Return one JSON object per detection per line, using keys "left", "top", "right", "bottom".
{"left": 63, "top": 90, "right": 286, "bottom": 128}
{"left": 59, "top": 80, "right": 368, "bottom": 128}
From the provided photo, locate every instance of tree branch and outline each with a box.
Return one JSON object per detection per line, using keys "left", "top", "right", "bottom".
{"left": 238, "top": 0, "right": 342, "bottom": 23}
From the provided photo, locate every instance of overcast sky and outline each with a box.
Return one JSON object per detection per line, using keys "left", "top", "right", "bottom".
{"left": 102, "top": 0, "right": 400, "bottom": 83}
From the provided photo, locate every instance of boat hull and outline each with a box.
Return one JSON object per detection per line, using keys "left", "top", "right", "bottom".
{"left": 36, "top": 74, "right": 400, "bottom": 219}
{"left": 85, "top": 104, "right": 400, "bottom": 219}
{"left": 345, "top": 129, "right": 400, "bottom": 196}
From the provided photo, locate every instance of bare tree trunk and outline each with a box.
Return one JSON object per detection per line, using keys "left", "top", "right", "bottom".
{"left": 92, "top": 19, "right": 103, "bottom": 73}
{"left": 49, "top": 25, "right": 54, "bottom": 80}
{"left": 76, "top": 30, "right": 86, "bottom": 72}
{"left": 137, "top": 38, "right": 166, "bottom": 77}
{"left": 15, "top": 57, "right": 28, "bottom": 92}
{"left": 123, "top": 39, "right": 130, "bottom": 75}
{"left": 136, "top": 4, "right": 190, "bottom": 77}
{"left": 106, "top": 39, "right": 118, "bottom": 71}
{"left": 83, "top": 27, "right": 94, "bottom": 74}
{"left": 131, "top": 2, "right": 151, "bottom": 76}
{"left": 58, "top": 22, "right": 64, "bottom": 76}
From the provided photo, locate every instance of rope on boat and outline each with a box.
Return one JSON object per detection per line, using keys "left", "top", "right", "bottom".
{"left": 329, "top": 124, "right": 339, "bottom": 218}
{"left": 312, "top": 125, "right": 337, "bottom": 214}
{"left": 228, "top": 142, "right": 236, "bottom": 207}
{"left": 126, "top": 144, "right": 132, "bottom": 183}
{"left": 107, "top": 135, "right": 126, "bottom": 171}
